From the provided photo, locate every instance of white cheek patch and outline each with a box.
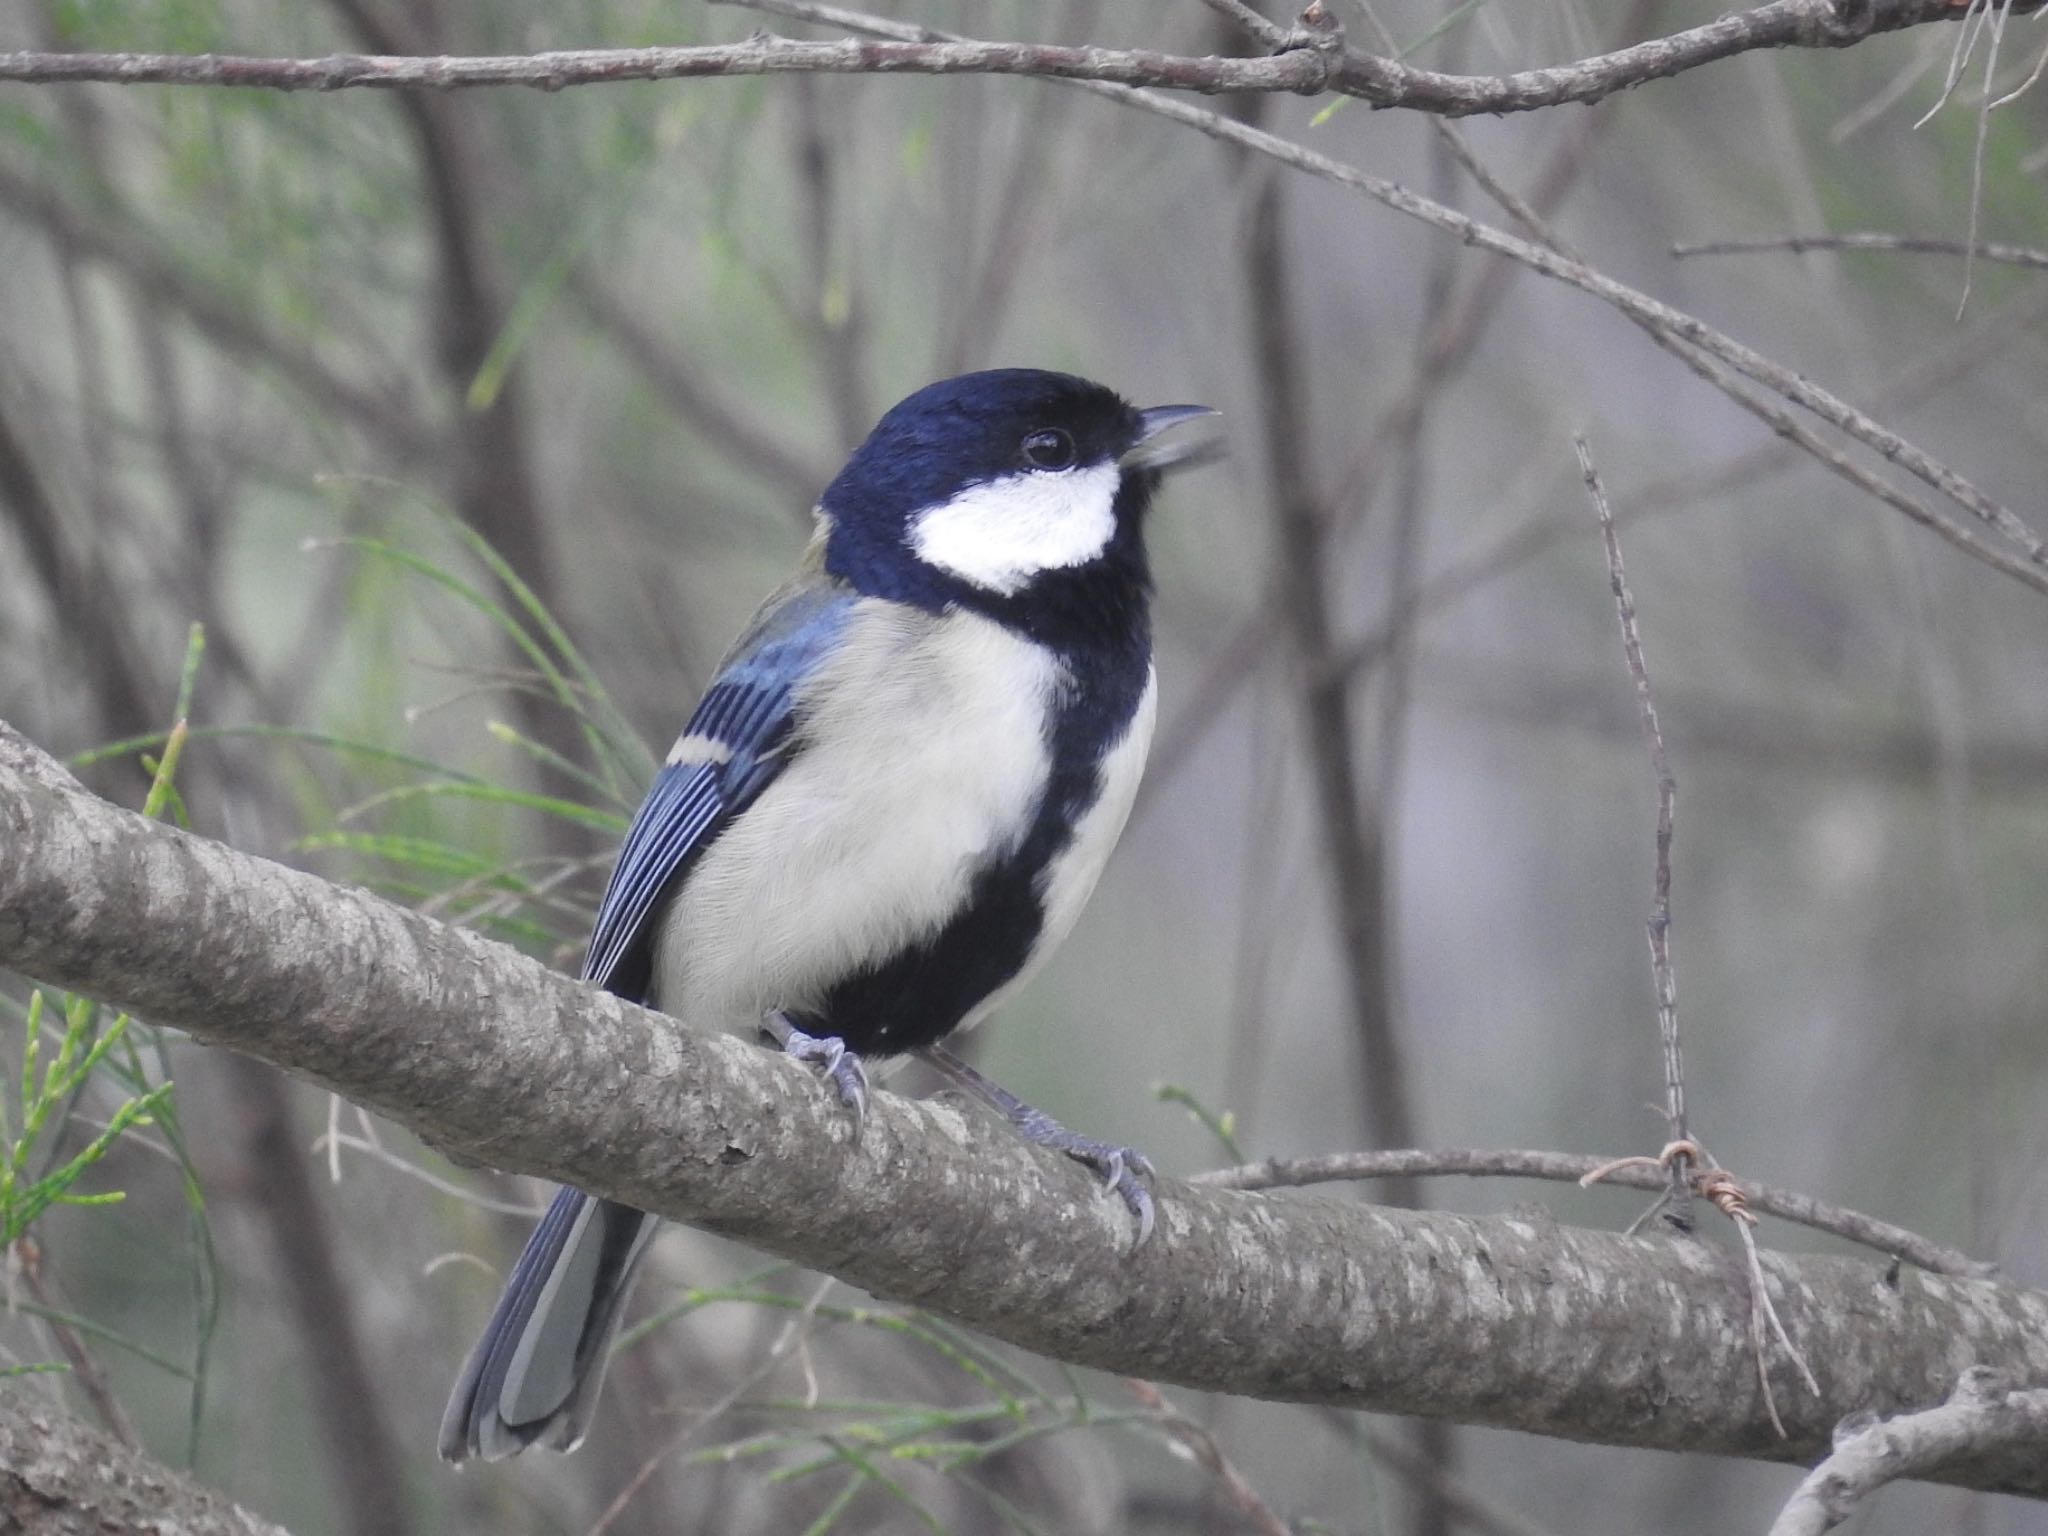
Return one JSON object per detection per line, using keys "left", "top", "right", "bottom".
{"left": 908, "top": 461, "right": 1121, "bottom": 595}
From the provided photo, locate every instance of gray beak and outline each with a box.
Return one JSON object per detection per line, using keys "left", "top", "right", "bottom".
{"left": 1126, "top": 403, "right": 1222, "bottom": 475}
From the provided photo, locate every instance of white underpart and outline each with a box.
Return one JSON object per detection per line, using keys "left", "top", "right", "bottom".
{"left": 957, "top": 664, "right": 1157, "bottom": 1033}
{"left": 908, "top": 460, "right": 1121, "bottom": 595}
{"left": 654, "top": 602, "right": 1059, "bottom": 1034}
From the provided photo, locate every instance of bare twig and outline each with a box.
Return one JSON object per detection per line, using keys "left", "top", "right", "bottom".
{"left": 0, "top": 34, "right": 1332, "bottom": 94}
{"left": 0, "top": 0, "right": 2022, "bottom": 116}
{"left": 1328, "top": 0, "right": 1655, "bottom": 536}
{"left": 1672, "top": 231, "right": 2048, "bottom": 270}
{"left": 1315, "top": 279, "right": 2048, "bottom": 696}
{"left": 1193, "top": 1146, "right": 1993, "bottom": 1279}
{"left": 11, "top": 1239, "right": 140, "bottom": 1450}
{"left": 1126, "top": 1380, "right": 1292, "bottom": 1536}
{"left": 1195, "top": 0, "right": 1295, "bottom": 54}
{"left": 1768, "top": 1369, "right": 2048, "bottom": 1535}
{"left": 1578, "top": 436, "right": 1690, "bottom": 1221}
{"left": 1125, "top": 90, "right": 2048, "bottom": 583}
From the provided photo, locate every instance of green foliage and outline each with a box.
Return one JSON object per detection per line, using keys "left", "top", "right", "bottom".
{"left": 13, "top": 626, "right": 221, "bottom": 1454}
{"left": 1154, "top": 1081, "right": 1246, "bottom": 1163}
{"left": 0, "top": 992, "right": 172, "bottom": 1246}
{"left": 628, "top": 1275, "right": 1160, "bottom": 1535}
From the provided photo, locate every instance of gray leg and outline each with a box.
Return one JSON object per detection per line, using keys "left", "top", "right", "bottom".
{"left": 920, "top": 1043, "right": 1155, "bottom": 1247}
{"left": 762, "top": 1013, "right": 869, "bottom": 1135}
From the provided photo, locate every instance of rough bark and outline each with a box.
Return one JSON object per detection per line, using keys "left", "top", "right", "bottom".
{"left": 0, "top": 1398, "right": 290, "bottom": 1536}
{"left": 1, "top": 719, "right": 2046, "bottom": 1495}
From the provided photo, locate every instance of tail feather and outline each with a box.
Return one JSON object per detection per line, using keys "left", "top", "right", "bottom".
{"left": 440, "top": 1188, "right": 656, "bottom": 1461}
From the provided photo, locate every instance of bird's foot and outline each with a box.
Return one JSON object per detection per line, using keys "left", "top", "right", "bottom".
{"left": 762, "top": 1014, "right": 868, "bottom": 1137}
{"left": 1020, "top": 1120, "right": 1157, "bottom": 1248}
{"left": 919, "top": 1044, "right": 1156, "bottom": 1247}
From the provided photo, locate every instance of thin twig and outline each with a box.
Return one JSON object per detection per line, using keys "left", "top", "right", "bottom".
{"left": 12, "top": 1239, "right": 140, "bottom": 1450}
{"left": 1671, "top": 231, "right": 2048, "bottom": 270}
{"left": 1577, "top": 436, "right": 1690, "bottom": 1222}
{"left": 0, "top": 34, "right": 1333, "bottom": 93}
{"left": 1195, "top": 0, "right": 1295, "bottom": 53}
{"left": 308, "top": 1129, "right": 546, "bottom": 1217}
{"left": 1126, "top": 1379, "right": 1293, "bottom": 1536}
{"left": 1193, "top": 1147, "right": 1994, "bottom": 1278}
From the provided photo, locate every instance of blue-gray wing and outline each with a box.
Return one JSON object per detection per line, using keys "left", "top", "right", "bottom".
{"left": 582, "top": 580, "right": 854, "bottom": 1001}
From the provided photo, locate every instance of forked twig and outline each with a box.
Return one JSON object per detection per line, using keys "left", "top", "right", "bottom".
{"left": 1768, "top": 1368, "right": 2048, "bottom": 1534}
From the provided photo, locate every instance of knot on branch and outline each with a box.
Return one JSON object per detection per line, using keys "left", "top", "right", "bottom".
{"left": 1280, "top": 0, "right": 1347, "bottom": 94}
{"left": 1817, "top": 0, "right": 1881, "bottom": 45}
{"left": 1582, "top": 1138, "right": 1752, "bottom": 1218}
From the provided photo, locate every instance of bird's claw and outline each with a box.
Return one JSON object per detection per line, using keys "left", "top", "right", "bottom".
{"left": 1086, "top": 1146, "right": 1156, "bottom": 1248}
{"left": 1037, "top": 1132, "right": 1157, "bottom": 1248}
{"left": 916, "top": 1044, "right": 1158, "bottom": 1248}
{"left": 763, "top": 1016, "right": 868, "bottom": 1137}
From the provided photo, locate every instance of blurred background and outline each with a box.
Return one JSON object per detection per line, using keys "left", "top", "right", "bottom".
{"left": 2, "top": 0, "right": 2046, "bottom": 1532}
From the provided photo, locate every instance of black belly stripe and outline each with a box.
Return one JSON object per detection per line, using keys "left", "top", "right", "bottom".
{"left": 809, "top": 601, "right": 1150, "bottom": 1057}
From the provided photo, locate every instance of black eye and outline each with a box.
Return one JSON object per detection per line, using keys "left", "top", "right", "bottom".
{"left": 1020, "top": 428, "right": 1076, "bottom": 469}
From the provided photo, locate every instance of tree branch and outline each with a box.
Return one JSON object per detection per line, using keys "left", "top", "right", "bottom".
{"left": 1196, "top": 1148, "right": 1993, "bottom": 1281}
{"left": 1768, "top": 1369, "right": 2048, "bottom": 1534}
{"left": 2, "top": 718, "right": 2047, "bottom": 1494}
{"left": 0, "top": 34, "right": 1331, "bottom": 94}
{"left": 0, "top": 1398, "right": 289, "bottom": 1536}
{"left": 0, "top": 0, "right": 2024, "bottom": 116}
{"left": 1672, "top": 232, "right": 2048, "bottom": 270}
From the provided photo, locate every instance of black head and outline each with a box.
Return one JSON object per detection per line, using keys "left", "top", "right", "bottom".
{"left": 818, "top": 369, "right": 1212, "bottom": 641}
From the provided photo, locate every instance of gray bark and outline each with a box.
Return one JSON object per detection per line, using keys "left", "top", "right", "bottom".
{"left": 0, "top": 1398, "right": 289, "bottom": 1536}
{"left": 2, "top": 719, "right": 2045, "bottom": 1496}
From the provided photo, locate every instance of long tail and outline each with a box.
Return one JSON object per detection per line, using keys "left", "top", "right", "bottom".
{"left": 439, "top": 1188, "right": 657, "bottom": 1461}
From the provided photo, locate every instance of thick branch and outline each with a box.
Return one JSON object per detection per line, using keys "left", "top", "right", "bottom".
{"left": 0, "top": 0, "right": 2020, "bottom": 116}
{"left": 2, "top": 718, "right": 2047, "bottom": 1492}
{"left": 0, "top": 1399, "right": 289, "bottom": 1536}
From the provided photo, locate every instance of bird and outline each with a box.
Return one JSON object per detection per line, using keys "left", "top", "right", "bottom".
{"left": 439, "top": 367, "right": 1216, "bottom": 1462}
